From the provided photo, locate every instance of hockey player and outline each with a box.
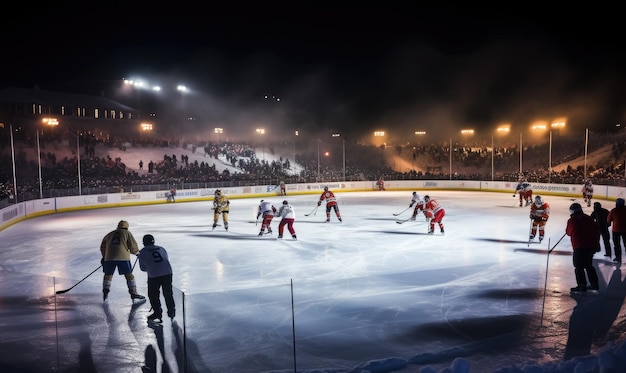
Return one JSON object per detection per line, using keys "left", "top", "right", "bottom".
{"left": 166, "top": 187, "right": 176, "bottom": 203}
{"left": 409, "top": 192, "right": 427, "bottom": 221}
{"left": 513, "top": 178, "right": 533, "bottom": 207}
{"left": 318, "top": 186, "right": 342, "bottom": 222}
{"left": 257, "top": 199, "right": 277, "bottom": 235}
{"left": 277, "top": 200, "right": 297, "bottom": 240}
{"left": 529, "top": 195, "right": 550, "bottom": 242}
{"left": 582, "top": 179, "right": 594, "bottom": 207}
{"left": 100, "top": 220, "right": 145, "bottom": 301}
{"left": 376, "top": 177, "right": 386, "bottom": 191}
{"left": 423, "top": 195, "right": 445, "bottom": 234}
{"left": 212, "top": 189, "right": 230, "bottom": 230}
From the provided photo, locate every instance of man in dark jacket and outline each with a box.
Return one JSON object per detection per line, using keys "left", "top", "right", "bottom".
{"left": 566, "top": 203, "right": 600, "bottom": 293}
{"left": 591, "top": 202, "right": 611, "bottom": 257}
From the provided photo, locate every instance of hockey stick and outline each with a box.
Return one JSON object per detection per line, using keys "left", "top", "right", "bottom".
{"left": 131, "top": 256, "right": 139, "bottom": 272}
{"left": 541, "top": 233, "right": 567, "bottom": 325}
{"left": 527, "top": 219, "right": 534, "bottom": 247}
{"left": 393, "top": 206, "right": 411, "bottom": 216}
{"left": 304, "top": 206, "right": 319, "bottom": 217}
{"left": 55, "top": 265, "right": 102, "bottom": 294}
{"left": 396, "top": 216, "right": 427, "bottom": 224}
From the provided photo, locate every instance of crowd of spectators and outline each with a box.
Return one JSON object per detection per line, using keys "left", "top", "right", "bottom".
{"left": 2, "top": 128, "right": 626, "bottom": 206}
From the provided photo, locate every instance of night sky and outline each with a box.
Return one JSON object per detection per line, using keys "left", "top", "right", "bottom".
{"left": 2, "top": 4, "right": 624, "bottom": 144}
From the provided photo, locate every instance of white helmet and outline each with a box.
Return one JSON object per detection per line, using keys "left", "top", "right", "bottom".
{"left": 534, "top": 196, "right": 543, "bottom": 207}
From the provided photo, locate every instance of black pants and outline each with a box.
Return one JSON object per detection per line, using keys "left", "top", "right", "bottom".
{"left": 147, "top": 274, "right": 175, "bottom": 317}
{"left": 572, "top": 248, "right": 598, "bottom": 288}
{"left": 599, "top": 227, "right": 611, "bottom": 256}
{"left": 613, "top": 231, "right": 626, "bottom": 261}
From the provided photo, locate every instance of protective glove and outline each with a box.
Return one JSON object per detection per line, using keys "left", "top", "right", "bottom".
{"left": 529, "top": 214, "right": 534, "bottom": 219}
{"left": 409, "top": 203, "right": 414, "bottom": 207}
{"left": 317, "top": 201, "right": 321, "bottom": 206}
{"left": 256, "top": 213, "right": 261, "bottom": 220}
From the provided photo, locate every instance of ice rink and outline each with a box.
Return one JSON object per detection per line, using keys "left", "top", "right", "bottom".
{"left": 1, "top": 190, "right": 625, "bottom": 373}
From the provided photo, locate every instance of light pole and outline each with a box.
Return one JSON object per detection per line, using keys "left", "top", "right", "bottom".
{"left": 493, "top": 124, "right": 510, "bottom": 181}
{"left": 67, "top": 130, "right": 82, "bottom": 195}
{"left": 449, "top": 137, "right": 452, "bottom": 180}
{"left": 331, "top": 133, "right": 345, "bottom": 181}
{"left": 343, "top": 139, "right": 346, "bottom": 181}
{"left": 548, "top": 120, "right": 566, "bottom": 184}
{"left": 414, "top": 131, "right": 426, "bottom": 172}
{"left": 519, "top": 132, "right": 523, "bottom": 175}
{"left": 214, "top": 127, "right": 223, "bottom": 144}
{"left": 584, "top": 127, "right": 589, "bottom": 179}
{"left": 256, "top": 128, "right": 265, "bottom": 160}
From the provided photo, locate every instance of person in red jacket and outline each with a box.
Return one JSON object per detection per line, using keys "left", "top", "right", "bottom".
{"left": 529, "top": 196, "right": 550, "bottom": 243}
{"left": 318, "top": 186, "right": 342, "bottom": 222}
{"left": 607, "top": 198, "right": 626, "bottom": 264}
{"left": 565, "top": 203, "right": 600, "bottom": 293}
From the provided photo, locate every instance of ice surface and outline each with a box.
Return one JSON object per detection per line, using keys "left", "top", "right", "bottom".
{"left": 1, "top": 191, "right": 625, "bottom": 372}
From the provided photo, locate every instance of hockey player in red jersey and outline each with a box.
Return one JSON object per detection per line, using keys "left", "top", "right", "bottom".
{"left": 529, "top": 195, "right": 550, "bottom": 242}
{"left": 423, "top": 195, "right": 445, "bottom": 234}
{"left": 318, "top": 186, "right": 342, "bottom": 222}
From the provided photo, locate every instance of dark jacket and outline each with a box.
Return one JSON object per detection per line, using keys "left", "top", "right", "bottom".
{"left": 590, "top": 206, "right": 610, "bottom": 230}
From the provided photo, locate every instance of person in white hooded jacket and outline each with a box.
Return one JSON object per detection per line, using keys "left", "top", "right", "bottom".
{"left": 277, "top": 200, "right": 297, "bottom": 240}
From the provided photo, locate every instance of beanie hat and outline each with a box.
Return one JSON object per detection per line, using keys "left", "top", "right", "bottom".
{"left": 117, "top": 220, "right": 129, "bottom": 229}
{"left": 617, "top": 198, "right": 625, "bottom": 207}
{"left": 569, "top": 203, "right": 582, "bottom": 215}
{"left": 143, "top": 234, "right": 155, "bottom": 245}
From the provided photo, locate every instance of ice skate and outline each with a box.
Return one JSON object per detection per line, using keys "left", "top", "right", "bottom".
{"left": 147, "top": 313, "right": 163, "bottom": 323}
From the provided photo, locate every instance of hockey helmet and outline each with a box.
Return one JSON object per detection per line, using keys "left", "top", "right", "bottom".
{"left": 215, "top": 189, "right": 221, "bottom": 196}
{"left": 617, "top": 198, "right": 625, "bottom": 207}
{"left": 569, "top": 203, "right": 582, "bottom": 215}
{"left": 283, "top": 200, "right": 288, "bottom": 205}
{"left": 143, "top": 234, "right": 155, "bottom": 245}
{"left": 534, "top": 196, "right": 543, "bottom": 207}
{"left": 324, "top": 186, "right": 329, "bottom": 191}
{"left": 117, "top": 220, "right": 129, "bottom": 229}
{"left": 412, "top": 191, "right": 416, "bottom": 196}
{"left": 424, "top": 195, "right": 430, "bottom": 202}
